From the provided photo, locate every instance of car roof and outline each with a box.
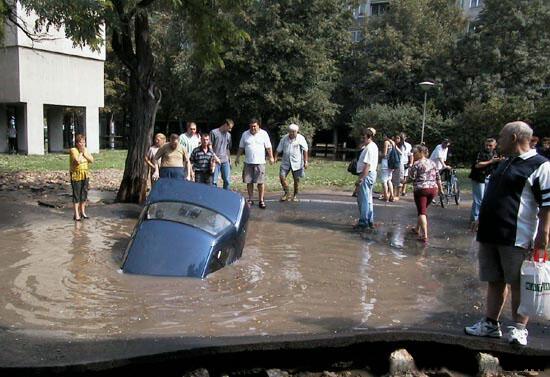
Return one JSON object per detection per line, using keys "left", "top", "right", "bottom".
{"left": 147, "top": 179, "right": 244, "bottom": 224}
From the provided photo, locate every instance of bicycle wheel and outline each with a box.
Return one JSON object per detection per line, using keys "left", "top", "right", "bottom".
{"left": 453, "top": 181, "right": 461, "bottom": 205}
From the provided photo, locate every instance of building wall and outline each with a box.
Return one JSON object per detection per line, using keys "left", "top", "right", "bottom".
{"left": 0, "top": 1, "right": 105, "bottom": 154}
{"left": 18, "top": 48, "right": 104, "bottom": 108}
{"left": 0, "top": 47, "right": 20, "bottom": 103}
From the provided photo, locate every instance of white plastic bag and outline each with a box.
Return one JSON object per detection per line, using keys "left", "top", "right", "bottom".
{"left": 518, "top": 250, "right": 550, "bottom": 320}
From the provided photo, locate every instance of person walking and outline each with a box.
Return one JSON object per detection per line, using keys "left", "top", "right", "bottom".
{"left": 69, "top": 134, "right": 94, "bottom": 221}
{"left": 468, "top": 138, "right": 500, "bottom": 229}
{"left": 465, "top": 121, "right": 550, "bottom": 346}
{"left": 390, "top": 134, "right": 405, "bottom": 202}
{"left": 155, "top": 133, "right": 192, "bottom": 180}
{"left": 274, "top": 123, "right": 309, "bottom": 202}
{"left": 400, "top": 132, "right": 414, "bottom": 196}
{"left": 7, "top": 120, "right": 17, "bottom": 154}
{"left": 235, "top": 118, "right": 274, "bottom": 209}
{"left": 179, "top": 121, "right": 201, "bottom": 178}
{"left": 210, "top": 119, "right": 234, "bottom": 189}
{"left": 190, "top": 133, "right": 220, "bottom": 185}
{"left": 145, "top": 133, "right": 166, "bottom": 187}
{"left": 407, "top": 145, "right": 442, "bottom": 243}
{"left": 354, "top": 128, "right": 378, "bottom": 230}
{"left": 379, "top": 135, "right": 395, "bottom": 201}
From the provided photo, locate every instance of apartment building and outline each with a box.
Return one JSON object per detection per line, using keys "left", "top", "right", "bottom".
{"left": 0, "top": 2, "right": 104, "bottom": 154}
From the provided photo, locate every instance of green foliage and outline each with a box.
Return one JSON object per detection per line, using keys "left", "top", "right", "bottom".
{"left": 450, "top": 96, "right": 535, "bottom": 163}
{"left": 343, "top": 0, "right": 465, "bottom": 111}
{"left": 349, "top": 102, "right": 452, "bottom": 147}
{"left": 442, "top": 0, "right": 550, "bottom": 112}
{"left": 156, "top": 0, "right": 352, "bottom": 132}
{"left": 0, "top": 150, "right": 127, "bottom": 171}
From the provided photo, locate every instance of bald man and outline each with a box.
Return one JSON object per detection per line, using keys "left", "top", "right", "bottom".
{"left": 465, "top": 121, "right": 550, "bottom": 346}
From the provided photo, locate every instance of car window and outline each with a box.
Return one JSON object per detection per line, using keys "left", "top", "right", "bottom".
{"left": 146, "top": 201, "right": 231, "bottom": 236}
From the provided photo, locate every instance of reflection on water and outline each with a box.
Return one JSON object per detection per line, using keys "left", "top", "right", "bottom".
{"left": 0, "top": 201, "right": 483, "bottom": 339}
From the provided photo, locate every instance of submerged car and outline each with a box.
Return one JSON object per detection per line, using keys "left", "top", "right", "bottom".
{"left": 121, "top": 178, "right": 249, "bottom": 278}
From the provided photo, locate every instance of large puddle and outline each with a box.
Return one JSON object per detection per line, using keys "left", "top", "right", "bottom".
{"left": 0, "top": 195, "right": 521, "bottom": 340}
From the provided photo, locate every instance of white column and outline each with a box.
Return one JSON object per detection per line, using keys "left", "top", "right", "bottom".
{"left": 84, "top": 106, "right": 100, "bottom": 153}
{"left": 0, "top": 105, "right": 7, "bottom": 153}
{"left": 47, "top": 107, "right": 65, "bottom": 152}
{"left": 22, "top": 102, "right": 45, "bottom": 155}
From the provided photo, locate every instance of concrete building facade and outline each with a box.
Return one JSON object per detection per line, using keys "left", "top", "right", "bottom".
{"left": 0, "top": 2, "right": 105, "bottom": 154}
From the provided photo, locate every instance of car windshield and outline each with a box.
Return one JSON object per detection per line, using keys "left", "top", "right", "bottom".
{"left": 145, "top": 201, "right": 232, "bottom": 236}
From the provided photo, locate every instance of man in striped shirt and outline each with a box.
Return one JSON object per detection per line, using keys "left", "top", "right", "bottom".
{"left": 465, "top": 121, "right": 550, "bottom": 346}
{"left": 190, "top": 134, "right": 220, "bottom": 185}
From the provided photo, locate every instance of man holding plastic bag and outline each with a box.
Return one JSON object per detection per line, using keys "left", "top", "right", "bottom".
{"left": 465, "top": 121, "right": 550, "bottom": 347}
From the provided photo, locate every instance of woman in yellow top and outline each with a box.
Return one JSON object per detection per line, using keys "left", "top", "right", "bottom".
{"left": 69, "top": 134, "right": 94, "bottom": 221}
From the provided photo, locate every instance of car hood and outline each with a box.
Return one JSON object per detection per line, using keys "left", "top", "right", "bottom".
{"left": 122, "top": 220, "right": 215, "bottom": 278}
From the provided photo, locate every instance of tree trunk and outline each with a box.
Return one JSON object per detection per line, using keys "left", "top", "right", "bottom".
{"left": 115, "top": 10, "right": 160, "bottom": 203}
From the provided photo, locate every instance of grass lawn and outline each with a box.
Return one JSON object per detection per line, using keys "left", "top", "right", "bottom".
{"left": 0, "top": 149, "right": 471, "bottom": 193}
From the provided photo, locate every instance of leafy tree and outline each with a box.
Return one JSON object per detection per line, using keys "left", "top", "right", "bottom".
{"left": 451, "top": 96, "right": 535, "bottom": 163}
{"left": 344, "top": 0, "right": 465, "bottom": 114}
{"left": 156, "top": 0, "right": 353, "bottom": 139}
{"left": 349, "top": 102, "right": 453, "bottom": 149}
{"left": 442, "top": 0, "right": 550, "bottom": 112}
{"left": 12, "top": 0, "right": 248, "bottom": 203}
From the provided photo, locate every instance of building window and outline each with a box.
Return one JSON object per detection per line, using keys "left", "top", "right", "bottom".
{"left": 469, "top": 0, "right": 483, "bottom": 8}
{"left": 371, "top": 2, "right": 389, "bottom": 16}
{"left": 351, "top": 30, "right": 363, "bottom": 43}
{"left": 353, "top": 2, "right": 368, "bottom": 18}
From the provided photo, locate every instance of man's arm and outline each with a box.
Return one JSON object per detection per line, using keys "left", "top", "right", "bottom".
{"left": 534, "top": 207, "right": 550, "bottom": 251}
{"left": 266, "top": 147, "right": 274, "bottom": 164}
{"left": 235, "top": 148, "right": 244, "bottom": 165}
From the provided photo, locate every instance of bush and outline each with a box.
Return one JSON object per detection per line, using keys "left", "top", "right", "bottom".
{"left": 450, "top": 96, "right": 535, "bottom": 164}
{"left": 349, "top": 102, "right": 453, "bottom": 151}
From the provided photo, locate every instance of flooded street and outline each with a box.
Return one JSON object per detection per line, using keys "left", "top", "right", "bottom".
{"left": 0, "top": 192, "right": 547, "bottom": 344}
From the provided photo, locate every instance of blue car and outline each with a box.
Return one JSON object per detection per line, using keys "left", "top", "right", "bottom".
{"left": 121, "top": 179, "right": 250, "bottom": 278}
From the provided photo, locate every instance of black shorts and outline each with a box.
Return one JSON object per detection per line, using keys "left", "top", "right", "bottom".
{"left": 71, "top": 178, "right": 89, "bottom": 203}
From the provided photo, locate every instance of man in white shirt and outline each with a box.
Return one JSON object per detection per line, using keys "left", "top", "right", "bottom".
{"left": 179, "top": 121, "right": 201, "bottom": 157}
{"left": 355, "top": 128, "right": 379, "bottom": 230}
{"left": 236, "top": 118, "right": 274, "bottom": 209}
{"left": 430, "top": 139, "right": 451, "bottom": 170}
{"left": 274, "top": 123, "right": 309, "bottom": 202}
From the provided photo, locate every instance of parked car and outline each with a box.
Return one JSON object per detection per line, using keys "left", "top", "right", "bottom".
{"left": 121, "top": 178, "right": 250, "bottom": 278}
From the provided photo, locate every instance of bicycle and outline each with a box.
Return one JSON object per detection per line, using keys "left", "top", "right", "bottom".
{"left": 439, "top": 168, "right": 460, "bottom": 208}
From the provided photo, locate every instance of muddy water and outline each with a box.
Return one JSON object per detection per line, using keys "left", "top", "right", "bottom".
{"left": 0, "top": 197, "right": 484, "bottom": 340}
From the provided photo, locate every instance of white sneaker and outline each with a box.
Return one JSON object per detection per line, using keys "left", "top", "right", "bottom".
{"left": 464, "top": 319, "right": 502, "bottom": 338}
{"left": 507, "top": 326, "right": 528, "bottom": 346}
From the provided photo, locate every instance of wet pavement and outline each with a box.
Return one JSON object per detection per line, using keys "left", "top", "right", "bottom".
{"left": 0, "top": 189, "right": 548, "bottom": 370}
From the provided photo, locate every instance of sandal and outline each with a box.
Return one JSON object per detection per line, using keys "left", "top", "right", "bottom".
{"left": 259, "top": 201, "right": 267, "bottom": 209}
{"left": 247, "top": 199, "right": 254, "bottom": 207}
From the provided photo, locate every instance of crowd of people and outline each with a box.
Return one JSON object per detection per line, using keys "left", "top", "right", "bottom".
{"left": 69, "top": 119, "right": 549, "bottom": 347}
{"left": 144, "top": 118, "right": 309, "bottom": 209}
{"left": 352, "top": 121, "right": 549, "bottom": 347}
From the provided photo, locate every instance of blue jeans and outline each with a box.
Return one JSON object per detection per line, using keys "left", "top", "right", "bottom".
{"left": 357, "top": 171, "right": 377, "bottom": 226}
{"left": 159, "top": 167, "right": 185, "bottom": 179}
{"left": 471, "top": 179, "right": 486, "bottom": 221}
{"left": 213, "top": 161, "right": 231, "bottom": 189}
